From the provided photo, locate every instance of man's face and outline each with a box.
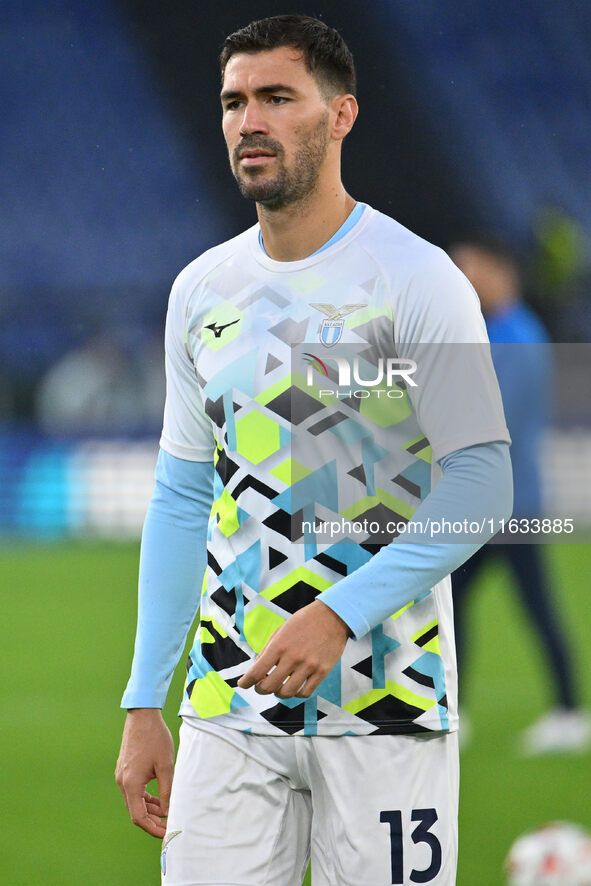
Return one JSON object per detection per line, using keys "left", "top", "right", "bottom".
{"left": 221, "top": 47, "right": 332, "bottom": 208}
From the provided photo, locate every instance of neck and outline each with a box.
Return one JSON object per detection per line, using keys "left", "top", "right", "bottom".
{"left": 256, "top": 177, "right": 356, "bottom": 262}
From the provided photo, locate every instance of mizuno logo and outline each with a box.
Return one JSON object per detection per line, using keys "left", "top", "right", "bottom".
{"left": 204, "top": 318, "right": 240, "bottom": 338}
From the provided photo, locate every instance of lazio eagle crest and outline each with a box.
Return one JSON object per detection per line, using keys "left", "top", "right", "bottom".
{"left": 310, "top": 303, "right": 366, "bottom": 347}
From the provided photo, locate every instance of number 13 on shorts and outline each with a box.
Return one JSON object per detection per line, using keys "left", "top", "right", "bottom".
{"left": 380, "top": 808, "right": 442, "bottom": 884}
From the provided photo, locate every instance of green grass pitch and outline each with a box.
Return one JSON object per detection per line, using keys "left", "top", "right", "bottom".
{"left": 2, "top": 540, "right": 590, "bottom": 885}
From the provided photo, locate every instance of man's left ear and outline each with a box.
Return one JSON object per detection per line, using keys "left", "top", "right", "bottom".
{"left": 331, "top": 94, "right": 358, "bottom": 141}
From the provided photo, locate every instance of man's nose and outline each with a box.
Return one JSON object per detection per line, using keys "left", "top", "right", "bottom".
{"left": 239, "top": 102, "right": 268, "bottom": 136}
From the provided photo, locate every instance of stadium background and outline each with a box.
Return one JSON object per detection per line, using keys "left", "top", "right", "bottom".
{"left": 2, "top": 1, "right": 590, "bottom": 883}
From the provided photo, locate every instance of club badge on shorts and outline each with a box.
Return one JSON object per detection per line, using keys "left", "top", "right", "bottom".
{"left": 160, "top": 830, "right": 182, "bottom": 876}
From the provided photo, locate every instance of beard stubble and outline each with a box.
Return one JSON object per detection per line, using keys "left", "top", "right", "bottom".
{"left": 231, "top": 110, "right": 330, "bottom": 209}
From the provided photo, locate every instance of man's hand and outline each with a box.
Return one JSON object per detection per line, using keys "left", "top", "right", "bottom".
{"left": 115, "top": 708, "right": 175, "bottom": 839}
{"left": 237, "top": 600, "right": 351, "bottom": 699}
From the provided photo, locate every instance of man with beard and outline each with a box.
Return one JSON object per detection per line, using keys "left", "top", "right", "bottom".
{"left": 116, "top": 15, "right": 512, "bottom": 885}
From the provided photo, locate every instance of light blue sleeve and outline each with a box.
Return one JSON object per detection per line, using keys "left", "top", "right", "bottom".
{"left": 318, "top": 441, "right": 513, "bottom": 638}
{"left": 120, "top": 450, "right": 213, "bottom": 709}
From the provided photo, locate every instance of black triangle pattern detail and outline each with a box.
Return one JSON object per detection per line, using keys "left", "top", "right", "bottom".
{"left": 269, "top": 547, "right": 288, "bottom": 569}
{"left": 259, "top": 701, "right": 307, "bottom": 734}
{"left": 392, "top": 473, "right": 421, "bottom": 498}
{"left": 263, "top": 507, "right": 304, "bottom": 541}
{"left": 402, "top": 665, "right": 435, "bottom": 689}
{"left": 414, "top": 624, "right": 438, "bottom": 648}
{"left": 406, "top": 436, "right": 430, "bottom": 456}
{"left": 353, "top": 695, "right": 430, "bottom": 732}
{"left": 230, "top": 474, "right": 278, "bottom": 501}
{"left": 352, "top": 655, "right": 373, "bottom": 679}
{"left": 348, "top": 464, "right": 367, "bottom": 484}
{"left": 272, "top": 580, "right": 319, "bottom": 614}
{"left": 314, "top": 551, "right": 348, "bottom": 576}
{"left": 210, "top": 586, "right": 238, "bottom": 618}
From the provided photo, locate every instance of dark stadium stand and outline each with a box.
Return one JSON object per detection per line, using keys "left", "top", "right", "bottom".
{"left": 1, "top": 0, "right": 226, "bottom": 378}
{"left": 379, "top": 0, "right": 591, "bottom": 242}
{"left": 1, "top": 0, "right": 590, "bottom": 429}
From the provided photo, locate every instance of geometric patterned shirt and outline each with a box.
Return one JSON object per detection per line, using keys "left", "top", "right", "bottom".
{"left": 160, "top": 204, "right": 509, "bottom": 735}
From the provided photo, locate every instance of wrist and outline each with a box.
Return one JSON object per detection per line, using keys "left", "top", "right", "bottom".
{"left": 126, "top": 707, "right": 164, "bottom": 718}
{"left": 315, "top": 599, "right": 353, "bottom": 638}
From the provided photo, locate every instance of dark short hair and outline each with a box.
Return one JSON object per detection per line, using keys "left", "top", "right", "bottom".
{"left": 220, "top": 14, "right": 356, "bottom": 98}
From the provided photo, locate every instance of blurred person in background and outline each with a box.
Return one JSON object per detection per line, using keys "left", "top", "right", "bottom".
{"left": 449, "top": 236, "right": 591, "bottom": 755}
{"left": 35, "top": 327, "right": 165, "bottom": 435}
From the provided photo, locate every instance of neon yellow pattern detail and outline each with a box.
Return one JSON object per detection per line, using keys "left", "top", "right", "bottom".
{"left": 271, "top": 458, "right": 312, "bottom": 485}
{"left": 416, "top": 445, "right": 432, "bottom": 463}
{"left": 344, "top": 681, "right": 435, "bottom": 716}
{"left": 200, "top": 616, "right": 228, "bottom": 638}
{"left": 190, "top": 670, "right": 234, "bottom": 717}
{"left": 423, "top": 635, "right": 441, "bottom": 655}
{"left": 292, "top": 370, "right": 338, "bottom": 404}
{"left": 235, "top": 410, "right": 282, "bottom": 464}
{"left": 211, "top": 618, "right": 228, "bottom": 638}
{"left": 411, "top": 619, "right": 438, "bottom": 644}
{"left": 345, "top": 304, "right": 393, "bottom": 328}
{"left": 359, "top": 387, "right": 411, "bottom": 427}
{"left": 255, "top": 374, "right": 291, "bottom": 406}
{"left": 390, "top": 601, "right": 414, "bottom": 621}
{"left": 243, "top": 605, "right": 285, "bottom": 653}
{"left": 214, "top": 488, "right": 240, "bottom": 537}
{"left": 261, "top": 566, "right": 332, "bottom": 602}
{"left": 404, "top": 435, "right": 432, "bottom": 464}
{"left": 341, "top": 488, "right": 415, "bottom": 521}
{"left": 390, "top": 591, "right": 432, "bottom": 621}
{"left": 200, "top": 626, "right": 215, "bottom": 644}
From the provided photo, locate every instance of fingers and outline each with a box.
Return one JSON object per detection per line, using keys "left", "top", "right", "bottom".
{"left": 237, "top": 646, "right": 327, "bottom": 698}
{"left": 278, "top": 666, "right": 329, "bottom": 699}
{"left": 116, "top": 709, "right": 176, "bottom": 839}
{"left": 251, "top": 668, "right": 300, "bottom": 697}
{"left": 117, "top": 767, "right": 173, "bottom": 838}
{"left": 237, "top": 624, "right": 286, "bottom": 689}
{"left": 278, "top": 676, "right": 309, "bottom": 698}
{"left": 155, "top": 761, "right": 174, "bottom": 819}
{"left": 237, "top": 649, "right": 278, "bottom": 690}
{"left": 237, "top": 601, "right": 349, "bottom": 698}
{"left": 144, "top": 791, "right": 164, "bottom": 817}
{"left": 240, "top": 655, "right": 329, "bottom": 699}
{"left": 145, "top": 801, "right": 162, "bottom": 817}
{"left": 294, "top": 673, "right": 324, "bottom": 698}
{"left": 121, "top": 780, "right": 168, "bottom": 839}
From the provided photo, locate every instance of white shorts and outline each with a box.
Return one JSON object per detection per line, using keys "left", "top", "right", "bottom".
{"left": 161, "top": 719, "right": 459, "bottom": 886}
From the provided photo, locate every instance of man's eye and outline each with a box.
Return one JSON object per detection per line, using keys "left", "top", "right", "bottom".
{"left": 225, "top": 100, "right": 242, "bottom": 111}
{"left": 269, "top": 95, "right": 288, "bottom": 105}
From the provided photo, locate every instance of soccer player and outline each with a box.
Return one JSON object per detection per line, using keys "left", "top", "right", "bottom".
{"left": 450, "top": 237, "right": 591, "bottom": 755}
{"left": 116, "top": 16, "right": 512, "bottom": 885}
